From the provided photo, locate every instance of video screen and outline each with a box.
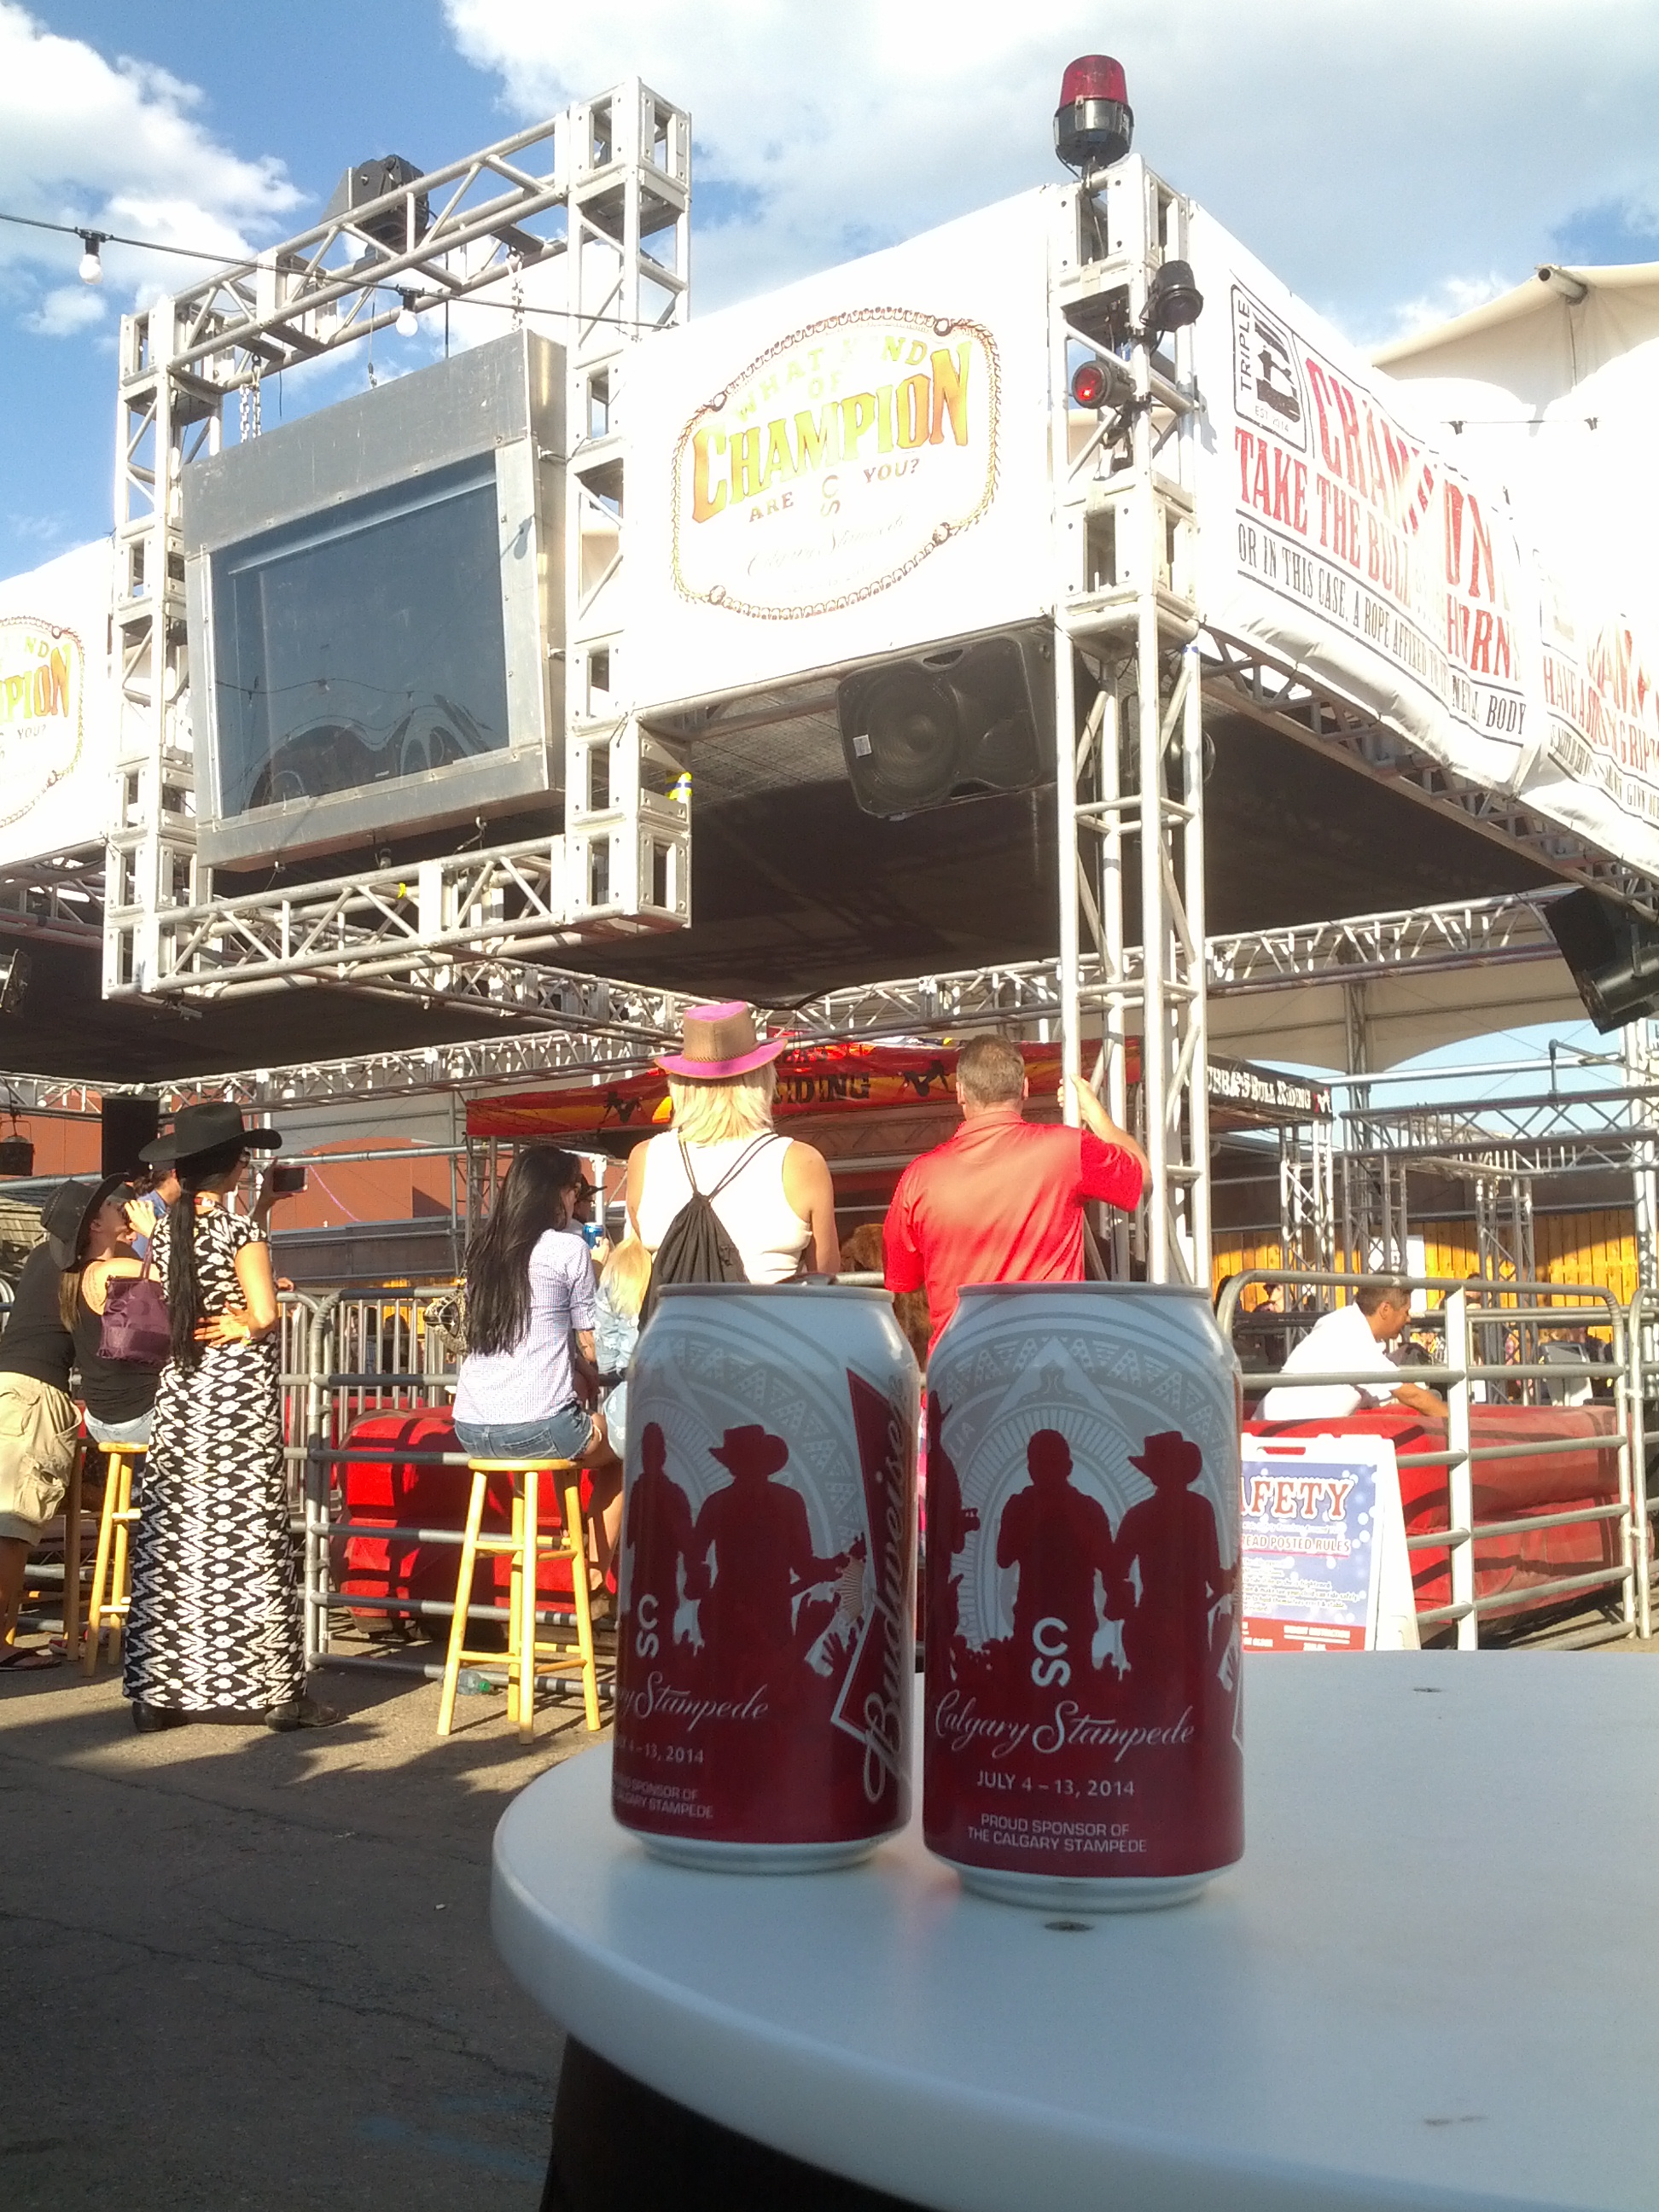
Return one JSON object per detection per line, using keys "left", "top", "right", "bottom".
{"left": 210, "top": 455, "right": 510, "bottom": 820}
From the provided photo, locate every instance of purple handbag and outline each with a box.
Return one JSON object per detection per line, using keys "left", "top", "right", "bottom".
{"left": 99, "top": 1253, "right": 172, "bottom": 1369}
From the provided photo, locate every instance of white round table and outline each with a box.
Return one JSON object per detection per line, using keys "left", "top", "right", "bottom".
{"left": 492, "top": 1653, "right": 1659, "bottom": 2211}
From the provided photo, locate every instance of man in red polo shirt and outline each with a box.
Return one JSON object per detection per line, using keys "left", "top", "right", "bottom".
{"left": 882, "top": 1036, "right": 1147, "bottom": 1354}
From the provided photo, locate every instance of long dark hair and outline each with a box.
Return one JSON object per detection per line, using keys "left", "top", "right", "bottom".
{"left": 165, "top": 1138, "right": 247, "bottom": 1369}
{"left": 464, "top": 1147, "right": 579, "bottom": 1357}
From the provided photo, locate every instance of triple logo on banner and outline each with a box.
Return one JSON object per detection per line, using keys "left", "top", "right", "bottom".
{"left": 1239, "top": 1434, "right": 1418, "bottom": 1653}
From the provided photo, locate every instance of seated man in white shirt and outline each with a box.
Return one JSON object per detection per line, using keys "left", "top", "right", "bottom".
{"left": 1260, "top": 1280, "right": 1448, "bottom": 1422}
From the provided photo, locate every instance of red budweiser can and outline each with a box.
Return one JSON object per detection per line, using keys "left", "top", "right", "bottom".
{"left": 613, "top": 1284, "right": 918, "bottom": 1870}
{"left": 923, "top": 1283, "right": 1243, "bottom": 1911}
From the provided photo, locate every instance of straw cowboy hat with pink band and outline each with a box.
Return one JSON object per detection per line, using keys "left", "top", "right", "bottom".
{"left": 656, "top": 1001, "right": 791, "bottom": 1080}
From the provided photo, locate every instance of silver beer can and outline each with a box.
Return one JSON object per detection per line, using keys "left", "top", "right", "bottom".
{"left": 923, "top": 1283, "right": 1243, "bottom": 1911}
{"left": 613, "top": 1284, "right": 919, "bottom": 1871}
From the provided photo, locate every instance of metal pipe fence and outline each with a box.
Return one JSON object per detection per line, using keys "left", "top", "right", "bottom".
{"left": 1217, "top": 1268, "right": 1637, "bottom": 1650}
{"left": 289, "top": 1282, "right": 614, "bottom": 1709}
{"left": 44, "top": 1267, "right": 1650, "bottom": 1677}
{"left": 1622, "top": 1286, "right": 1659, "bottom": 1640}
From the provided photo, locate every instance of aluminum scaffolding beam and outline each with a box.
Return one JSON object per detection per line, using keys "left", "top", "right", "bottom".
{"left": 3, "top": 886, "right": 1577, "bottom": 1110}
{"left": 1202, "top": 634, "right": 1659, "bottom": 918}
{"left": 102, "top": 84, "right": 691, "bottom": 1005}
{"left": 1049, "top": 160, "right": 1208, "bottom": 1284}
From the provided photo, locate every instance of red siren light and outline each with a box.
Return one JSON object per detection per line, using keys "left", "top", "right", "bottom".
{"left": 1060, "top": 55, "right": 1128, "bottom": 107}
{"left": 1055, "top": 55, "right": 1133, "bottom": 174}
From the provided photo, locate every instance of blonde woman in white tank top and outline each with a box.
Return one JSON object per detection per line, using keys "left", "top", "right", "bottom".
{"left": 625, "top": 1001, "right": 839, "bottom": 1282}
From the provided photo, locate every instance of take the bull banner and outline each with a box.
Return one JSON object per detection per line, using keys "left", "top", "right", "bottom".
{"left": 625, "top": 192, "right": 1054, "bottom": 713}
{"left": 1189, "top": 212, "right": 1659, "bottom": 881}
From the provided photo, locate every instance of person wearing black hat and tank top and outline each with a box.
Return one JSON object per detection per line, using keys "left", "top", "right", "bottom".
{"left": 121, "top": 1103, "right": 337, "bottom": 1732}
{"left": 0, "top": 1180, "right": 93, "bottom": 1668}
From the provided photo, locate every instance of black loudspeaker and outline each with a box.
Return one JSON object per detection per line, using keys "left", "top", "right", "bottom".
{"left": 323, "top": 155, "right": 430, "bottom": 248}
{"left": 102, "top": 1096, "right": 160, "bottom": 1178}
{"left": 837, "top": 631, "right": 1055, "bottom": 818}
{"left": 1545, "top": 889, "right": 1659, "bottom": 1032}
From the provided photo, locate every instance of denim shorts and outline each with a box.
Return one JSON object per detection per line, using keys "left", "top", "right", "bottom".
{"left": 453, "top": 1402, "right": 591, "bottom": 1463}
{"left": 84, "top": 1410, "right": 154, "bottom": 1449}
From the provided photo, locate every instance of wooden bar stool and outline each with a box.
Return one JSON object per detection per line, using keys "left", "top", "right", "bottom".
{"left": 83, "top": 1441, "right": 145, "bottom": 1678}
{"left": 436, "top": 1457, "right": 602, "bottom": 1743}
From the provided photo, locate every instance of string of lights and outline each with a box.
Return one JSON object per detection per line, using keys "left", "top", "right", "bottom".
{"left": 0, "top": 206, "right": 667, "bottom": 333}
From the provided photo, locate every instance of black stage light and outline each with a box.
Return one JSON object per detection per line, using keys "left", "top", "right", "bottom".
{"left": 0, "top": 949, "right": 31, "bottom": 1015}
{"left": 1144, "top": 260, "right": 1204, "bottom": 341}
{"left": 1071, "top": 358, "right": 1109, "bottom": 410}
{"left": 1054, "top": 56, "right": 1133, "bottom": 175}
{"left": 838, "top": 632, "right": 1055, "bottom": 818}
{"left": 1545, "top": 888, "right": 1659, "bottom": 1031}
{"left": 1069, "top": 355, "right": 1133, "bottom": 411}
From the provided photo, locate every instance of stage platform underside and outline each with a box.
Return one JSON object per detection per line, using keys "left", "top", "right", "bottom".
{"left": 0, "top": 712, "right": 1558, "bottom": 1084}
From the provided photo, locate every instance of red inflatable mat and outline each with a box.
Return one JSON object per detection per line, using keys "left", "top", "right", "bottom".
{"left": 334, "top": 1409, "right": 584, "bottom": 1624}
{"left": 1246, "top": 1402, "right": 1625, "bottom": 1624}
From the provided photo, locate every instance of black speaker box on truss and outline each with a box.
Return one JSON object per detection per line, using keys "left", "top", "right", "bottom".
{"left": 1545, "top": 888, "right": 1659, "bottom": 1032}
{"left": 837, "top": 630, "right": 1055, "bottom": 818}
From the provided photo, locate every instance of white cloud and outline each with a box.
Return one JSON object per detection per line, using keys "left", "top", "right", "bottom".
{"left": 445, "top": 0, "right": 1659, "bottom": 341}
{"left": 0, "top": 1, "right": 300, "bottom": 334}
{"left": 25, "top": 280, "right": 106, "bottom": 336}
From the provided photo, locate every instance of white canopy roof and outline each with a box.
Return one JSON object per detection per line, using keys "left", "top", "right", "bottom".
{"left": 1373, "top": 262, "right": 1659, "bottom": 620}
{"left": 1375, "top": 262, "right": 1659, "bottom": 396}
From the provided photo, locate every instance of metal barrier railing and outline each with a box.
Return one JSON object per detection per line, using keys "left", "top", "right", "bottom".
{"left": 1217, "top": 1269, "right": 1635, "bottom": 1650}
{"left": 295, "top": 1282, "right": 614, "bottom": 1708}
{"left": 299, "top": 1273, "right": 888, "bottom": 1687}
{"left": 1623, "top": 1286, "right": 1659, "bottom": 1640}
{"left": 28, "top": 1267, "right": 1656, "bottom": 1674}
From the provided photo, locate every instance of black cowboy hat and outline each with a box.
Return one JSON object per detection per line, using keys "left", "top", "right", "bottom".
{"left": 139, "top": 1101, "right": 282, "bottom": 1167}
{"left": 42, "top": 1173, "right": 132, "bottom": 1271}
{"left": 708, "top": 1424, "right": 789, "bottom": 1477}
{"left": 1129, "top": 1430, "right": 1203, "bottom": 1481}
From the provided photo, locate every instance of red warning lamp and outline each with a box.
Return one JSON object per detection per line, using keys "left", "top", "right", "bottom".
{"left": 1055, "top": 55, "right": 1133, "bottom": 174}
{"left": 1070, "top": 358, "right": 1109, "bottom": 409}
{"left": 1060, "top": 55, "right": 1128, "bottom": 106}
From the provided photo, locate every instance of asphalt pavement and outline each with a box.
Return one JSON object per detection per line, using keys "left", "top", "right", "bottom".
{"left": 0, "top": 1648, "right": 601, "bottom": 2210}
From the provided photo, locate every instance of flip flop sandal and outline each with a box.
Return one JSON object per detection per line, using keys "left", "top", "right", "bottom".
{"left": 0, "top": 1644, "right": 64, "bottom": 1671}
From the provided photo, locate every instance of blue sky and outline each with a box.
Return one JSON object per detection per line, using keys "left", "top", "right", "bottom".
{"left": 3, "top": 0, "right": 1658, "bottom": 584}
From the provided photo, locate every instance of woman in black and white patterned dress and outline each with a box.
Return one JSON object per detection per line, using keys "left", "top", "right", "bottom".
{"left": 123, "top": 1103, "right": 336, "bottom": 1733}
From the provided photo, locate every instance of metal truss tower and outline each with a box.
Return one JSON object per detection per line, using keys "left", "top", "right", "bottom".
{"left": 104, "top": 83, "right": 690, "bottom": 1006}
{"left": 1050, "top": 160, "right": 1207, "bottom": 1284}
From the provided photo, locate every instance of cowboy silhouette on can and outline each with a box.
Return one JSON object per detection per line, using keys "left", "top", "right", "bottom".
{"left": 694, "top": 1424, "right": 849, "bottom": 1698}
{"left": 994, "top": 1429, "right": 1119, "bottom": 1705}
{"left": 1113, "top": 1429, "right": 1236, "bottom": 1713}
{"left": 622, "top": 1420, "right": 701, "bottom": 1675}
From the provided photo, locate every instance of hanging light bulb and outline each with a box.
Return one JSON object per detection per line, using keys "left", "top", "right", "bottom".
{"left": 395, "top": 292, "right": 418, "bottom": 339}
{"left": 78, "top": 230, "right": 105, "bottom": 285}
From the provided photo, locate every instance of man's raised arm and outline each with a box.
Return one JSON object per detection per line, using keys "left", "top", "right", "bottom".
{"left": 1066, "top": 1074, "right": 1150, "bottom": 1182}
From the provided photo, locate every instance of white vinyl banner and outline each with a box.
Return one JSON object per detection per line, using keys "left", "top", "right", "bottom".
{"left": 0, "top": 537, "right": 114, "bottom": 870}
{"left": 625, "top": 193, "right": 1056, "bottom": 712}
{"left": 1188, "top": 214, "right": 1659, "bottom": 880}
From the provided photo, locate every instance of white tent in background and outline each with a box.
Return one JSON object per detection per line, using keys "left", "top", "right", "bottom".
{"left": 1375, "top": 263, "right": 1659, "bottom": 617}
